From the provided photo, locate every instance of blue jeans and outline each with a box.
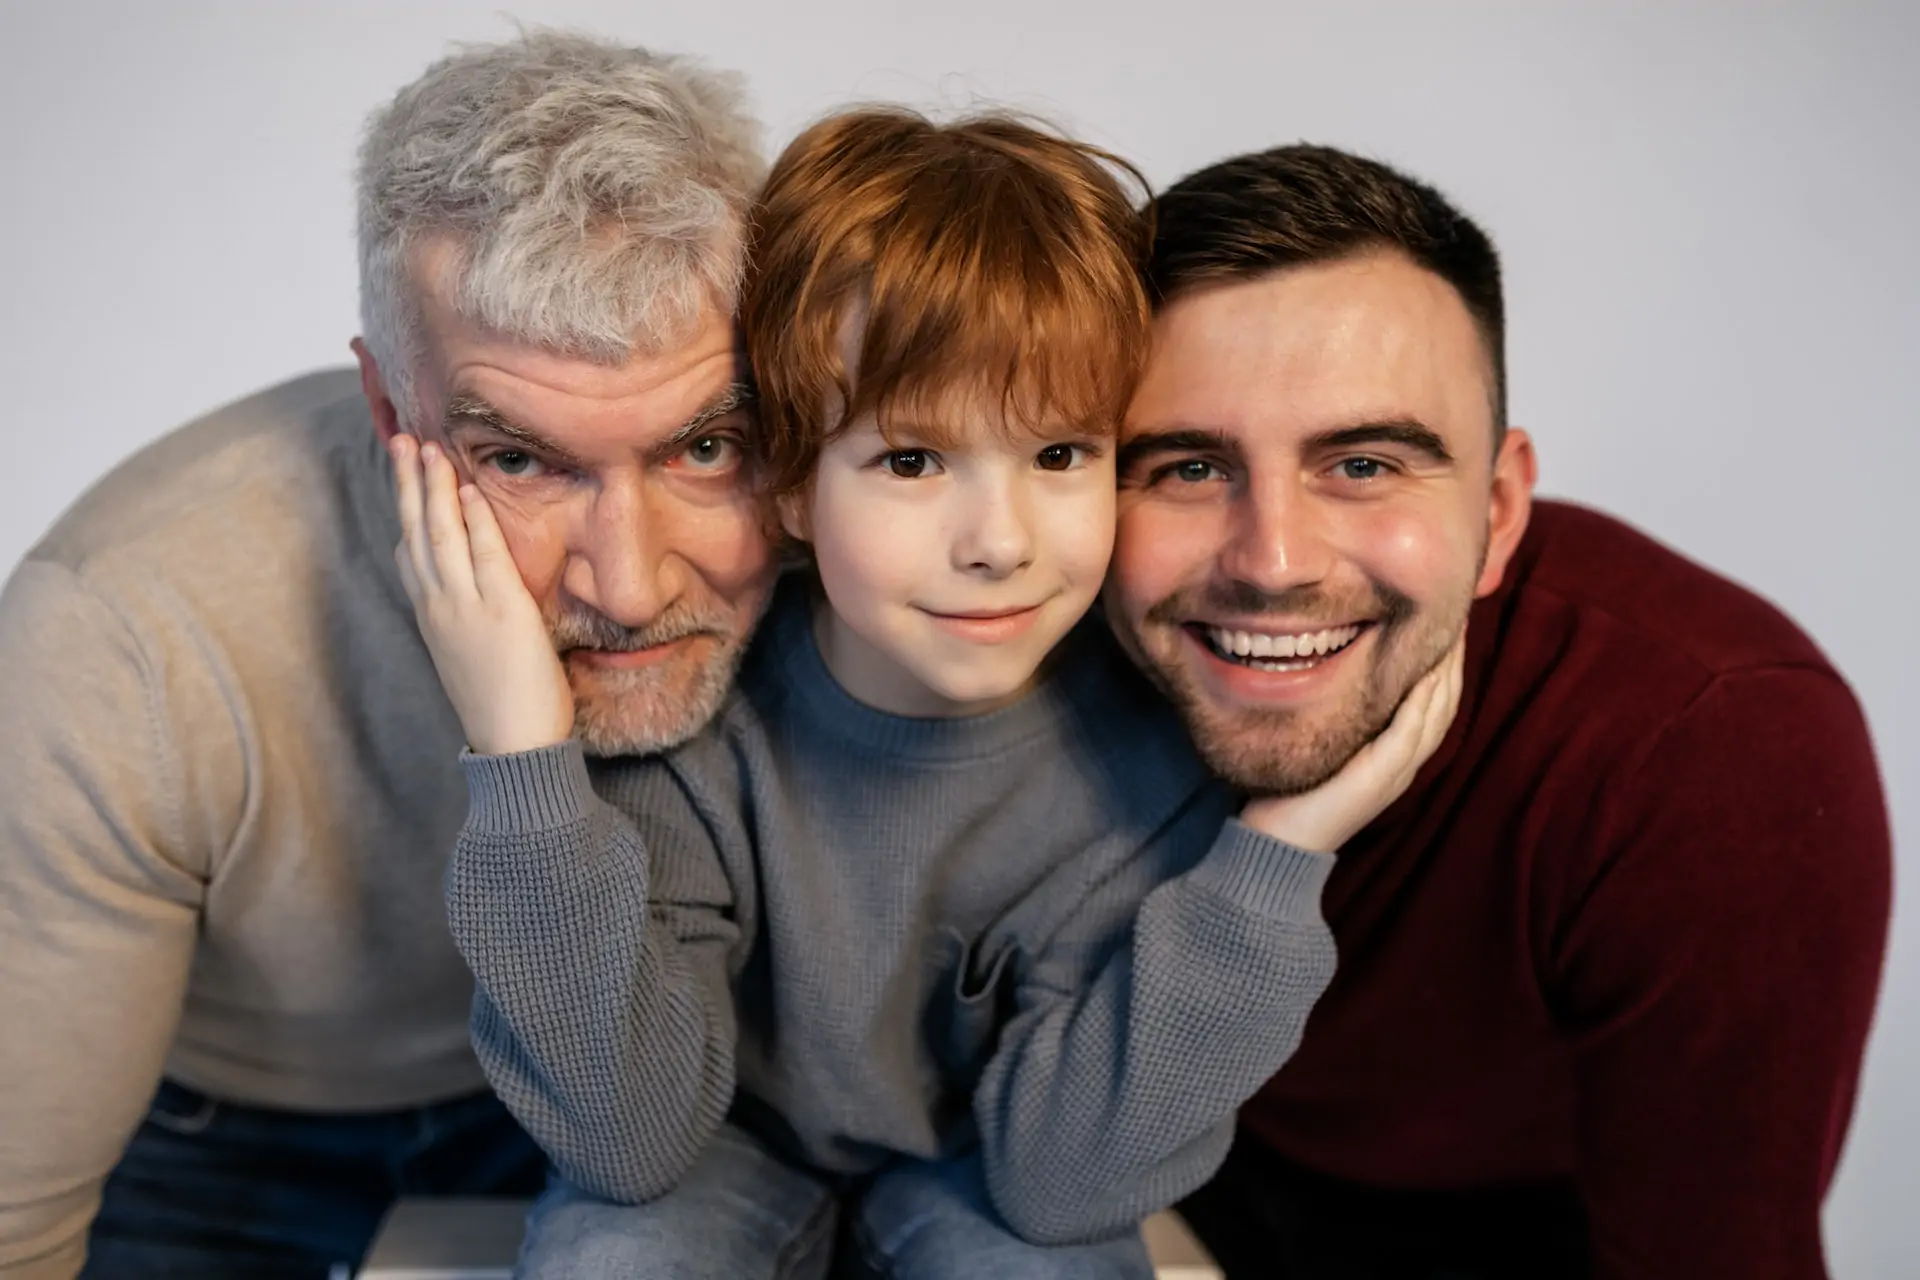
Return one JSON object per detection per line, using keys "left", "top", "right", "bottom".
{"left": 82, "top": 1078, "right": 547, "bottom": 1280}
{"left": 518, "top": 1124, "right": 1152, "bottom": 1280}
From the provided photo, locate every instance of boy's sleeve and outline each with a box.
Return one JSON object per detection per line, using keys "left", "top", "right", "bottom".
{"left": 446, "top": 741, "right": 742, "bottom": 1204}
{"left": 0, "top": 562, "right": 219, "bottom": 1278}
{"left": 1555, "top": 666, "right": 1890, "bottom": 1280}
{"left": 971, "top": 802, "right": 1338, "bottom": 1245}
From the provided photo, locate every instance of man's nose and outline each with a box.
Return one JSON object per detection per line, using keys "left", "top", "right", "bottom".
{"left": 1216, "top": 474, "right": 1334, "bottom": 596}
{"left": 561, "top": 475, "right": 679, "bottom": 628}
{"left": 951, "top": 472, "right": 1036, "bottom": 579}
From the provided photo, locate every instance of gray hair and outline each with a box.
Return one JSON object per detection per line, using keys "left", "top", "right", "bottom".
{"left": 356, "top": 31, "right": 765, "bottom": 427}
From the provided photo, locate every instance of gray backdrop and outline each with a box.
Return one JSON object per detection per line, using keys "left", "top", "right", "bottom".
{"left": 2, "top": 2, "right": 1914, "bottom": 1273}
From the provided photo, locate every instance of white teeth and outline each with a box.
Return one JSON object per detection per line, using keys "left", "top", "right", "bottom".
{"left": 1206, "top": 624, "right": 1361, "bottom": 662}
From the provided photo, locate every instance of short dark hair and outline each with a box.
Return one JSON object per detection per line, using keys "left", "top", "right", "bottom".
{"left": 1147, "top": 144, "right": 1507, "bottom": 434}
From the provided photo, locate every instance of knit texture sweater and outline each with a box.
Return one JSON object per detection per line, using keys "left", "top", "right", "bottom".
{"left": 1238, "top": 501, "right": 1892, "bottom": 1279}
{"left": 449, "top": 576, "right": 1338, "bottom": 1245}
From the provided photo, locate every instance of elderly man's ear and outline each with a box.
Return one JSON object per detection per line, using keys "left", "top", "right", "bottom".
{"left": 351, "top": 337, "right": 405, "bottom": 445}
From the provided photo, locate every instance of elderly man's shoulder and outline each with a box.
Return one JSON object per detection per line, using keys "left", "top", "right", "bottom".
{"left": 30, "top": 368, "right": 381, "bottom": 591}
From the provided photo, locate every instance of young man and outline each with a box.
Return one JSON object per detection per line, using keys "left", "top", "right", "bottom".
{"left": 0, "top": 33, "right": 774, "bottom": 1279}
{"left": 1106, "top": 144, "right": 1892, "bottom": 1279}
{"left": 404, "top": 110, "right": 1456, "bottom": 1280}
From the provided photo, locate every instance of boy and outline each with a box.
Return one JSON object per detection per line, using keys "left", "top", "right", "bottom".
{"left": 393, "top": 109, "right": 1459, "bottom": 1278}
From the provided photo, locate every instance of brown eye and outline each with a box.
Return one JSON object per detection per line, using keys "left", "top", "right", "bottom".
{"left": 1036, "top": 444, "right": 1079, "bottom": 472}
{"left": 884, "top": 450, "right": 929, "bottom": 478}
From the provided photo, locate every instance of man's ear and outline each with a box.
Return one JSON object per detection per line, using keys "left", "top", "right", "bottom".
{"left": 351, "top": 337, "right": 405, "bottom": 444}
{"left": 1473, "top": 427, "right": 1538, "bottom": 598}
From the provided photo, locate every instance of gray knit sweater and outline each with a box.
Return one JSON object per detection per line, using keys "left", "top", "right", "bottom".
{"left": 448, "top": 576, "right": 1337, "bottom": 1245}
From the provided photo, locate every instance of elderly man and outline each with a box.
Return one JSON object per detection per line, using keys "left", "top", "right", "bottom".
{"left": 1107, "top": 145, "right": 1892, "bottom": 1279}
{"left": 0, "top": 33, "right": 774, "bottom": 1279}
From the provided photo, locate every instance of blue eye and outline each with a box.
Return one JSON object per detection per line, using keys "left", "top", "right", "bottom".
{"left": 1339, "top": 458, "right": 1385, "bottom": 481}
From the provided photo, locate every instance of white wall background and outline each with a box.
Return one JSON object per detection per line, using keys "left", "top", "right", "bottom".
{"left": 1, "top": 1, "right": 1913, "bottom": 1273}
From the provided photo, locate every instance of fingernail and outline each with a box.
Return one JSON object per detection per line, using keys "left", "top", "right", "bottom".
{"left": 421, "top": 442, "right": 438, "bottom": 462}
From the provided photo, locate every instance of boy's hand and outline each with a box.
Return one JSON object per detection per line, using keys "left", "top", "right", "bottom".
{"left": 392, "top": 435, "right": 575, "bottom": 756}
{"left": 1238, "top": 636, "right": 1465, "bottom": 854}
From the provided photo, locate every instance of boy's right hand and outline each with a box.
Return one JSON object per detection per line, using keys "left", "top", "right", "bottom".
{"left": 392, "top": 435, "right": 576, "bottom": 756}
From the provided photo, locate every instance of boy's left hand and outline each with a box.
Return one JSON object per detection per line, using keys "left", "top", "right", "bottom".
{"left": 1238, "top": 636, "right": 1465, "bottom": 855}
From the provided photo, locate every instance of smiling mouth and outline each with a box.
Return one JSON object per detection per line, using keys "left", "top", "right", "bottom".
{"left": 1189, "top": 622, "right": 1369, "bottom": 672}
{"left": 927, "top": 606, "right": 1041, "bottom": 621}
{"left": 922, "top": 604, "right": 1046, "bottom": 643}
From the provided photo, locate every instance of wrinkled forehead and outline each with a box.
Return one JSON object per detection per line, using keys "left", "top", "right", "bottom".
{"left": 424, "top": 317, "right": 745, "bottom": 462}
{"left": 1128, "top": 254, "right": 1497, "bottom": 459}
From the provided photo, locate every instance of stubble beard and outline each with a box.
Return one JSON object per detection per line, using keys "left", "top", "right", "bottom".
{"left": 1121, "top": 574, "right": 1472, "bottom": 797}
{"left": 547, "top": 598, "right": 760, "bottom": 757}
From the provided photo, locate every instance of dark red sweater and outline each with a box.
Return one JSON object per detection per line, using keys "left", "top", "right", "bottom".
{"left": 1239, "top": 500, "right": 1891, "bottom": 1279}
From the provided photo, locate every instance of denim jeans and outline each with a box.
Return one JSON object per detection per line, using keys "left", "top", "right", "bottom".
{"left": 518, "top": 1124, "right": 1153, "bottom": 1280}
{"left": 82, "top": 1078, "right": 547, "bottom": 1280}
{"left": 838, "top": 1148, "right": 1153, "bottom": 1280}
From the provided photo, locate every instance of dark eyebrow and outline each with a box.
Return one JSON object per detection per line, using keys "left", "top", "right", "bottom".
{"left": 1117, "top": 428, "right": 1236, "bottom": 474}
{"left": 442, "top": 394, "right": 589, "bottom": 470}
{"left": 645, "top": 381, "right": 756, "bottom": 464}
{"left": 1308, "top": 420, "right": 1454, "bottom": 464}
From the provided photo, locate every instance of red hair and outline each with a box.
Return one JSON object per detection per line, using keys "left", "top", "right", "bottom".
{"left": 742, "top": 108, "right": 1152, "bottom": 498}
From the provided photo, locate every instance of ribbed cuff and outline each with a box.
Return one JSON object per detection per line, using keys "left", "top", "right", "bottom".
{"left": 1186, "top": 819, "right": 1335, "bottom": 924}
{"left": 461, "top": 741, "right": 596, "bottom": 834}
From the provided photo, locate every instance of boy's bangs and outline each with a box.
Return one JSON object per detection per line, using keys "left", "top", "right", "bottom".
{"left": 838, "top": 145, "right": 1148, "bottom": 452}
{"left": 856, "top": 290, "right": 1137, "bottom": 452}
{"left": 743, "top": 109, "right": 1152, "bottom": 496}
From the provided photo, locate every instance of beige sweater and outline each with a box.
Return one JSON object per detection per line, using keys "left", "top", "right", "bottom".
{"left": 0, "top": 371, "right": 487, "bottom": 1277}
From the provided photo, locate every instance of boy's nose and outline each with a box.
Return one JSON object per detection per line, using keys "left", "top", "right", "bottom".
{"left": 952, "top": 481, "right": 1036, "bottom": 579}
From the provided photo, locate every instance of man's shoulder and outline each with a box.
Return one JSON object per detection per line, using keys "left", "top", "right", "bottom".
{"left": 1, "top": 368, "right": 419, "bottom": 752}
{"left": 1448, "top": 499, "right": 1865, "bottom": 851}
{"left": 28, "top": 369, "right": 377, "bottom": 595}
{"left": 1508, "top": 500, "right": 1834, "bottom": 683}
{"left": 1465, "top": 501, "right": 1875, "bottom": 875}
